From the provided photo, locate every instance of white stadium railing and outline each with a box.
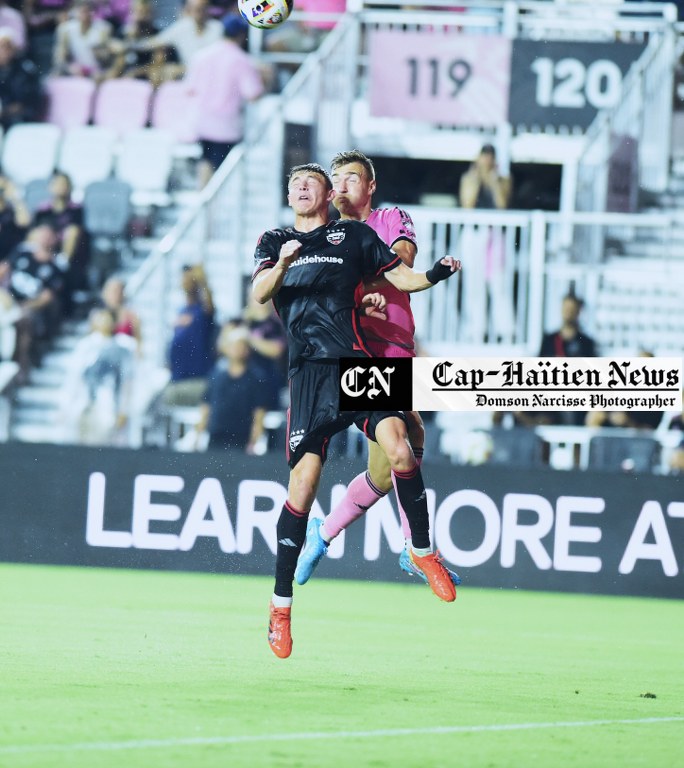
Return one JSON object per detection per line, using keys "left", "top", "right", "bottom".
{"left": 127, "top": 194, "right": 684, "bottom": 369}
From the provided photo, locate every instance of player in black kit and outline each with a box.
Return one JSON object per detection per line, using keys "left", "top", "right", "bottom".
{"left": 252, "top": 164, "right": 460, "bottom": 658}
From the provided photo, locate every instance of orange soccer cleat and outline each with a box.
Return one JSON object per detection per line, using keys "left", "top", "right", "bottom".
{"left": 409, "top": 550, "right": 457, "bottom": 603}
{"left": 268, "top": 602, "right": 293, "bottom": 658}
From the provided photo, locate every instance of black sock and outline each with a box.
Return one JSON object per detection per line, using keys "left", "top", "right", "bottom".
{"left": 393, "top": 465, "right": 430, "bottom": 549}
{"left": 274, "top": 501, "right": 309, "bottom": 598}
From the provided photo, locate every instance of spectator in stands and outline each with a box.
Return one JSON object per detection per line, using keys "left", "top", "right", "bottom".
{"left": 184, "top": 13, "right": 264, "bottom": 186}
{"left": 93, "top": 0, "right": 131, "bottom": 33}
{"left": 540, "top": 293, "right": 597, "bottom": 358}
{"left": 0, "top": 224, "right": 65, "bottom": 382}
{"left": 0, "top": 1, "right": 26, "bottom": 50}
{"left": 32, "top": 173, "right": 88, "bottom": 300}
{"left": 458, "top": 143, "right": 513, "bottom": 345}
{"left": 459, "top": 144, "right": 511, "bottom": 211}
{"left": 239, "top": 290, "right": 286, "bottom": 411}
{"left": 163, "top": 263, "right": 216, "bottom": 407}
{"left": 53, "top": 0, "right": 114, "bottom": 80}
{"left": 110, "top": 0, "right": 183, "bottom": 86}
{"left": 539, "top": 292, "right": 597, "bottom": 427}
{"left": 22, "top": 0, "right": 71, "bottom": 76}
{"left": 22, "top": 0, "right": 70, "bottom": 35}
{"left": 0, "top": 26, "right": 42, "bottom": 130}
{"left": 0, "top": 175, "right": 30, "bottom": 260}
{"left": 195, "top": 324, "right": 268, "bottom": 452}
{"left": 495, "top": 292, "right": 599, "bottom": 430}
{"left": 140, "top": 0, "right": 222, "bottom": 73}
{"left": 59, "top": 306, "right": 135, "bottom": 445}
{"left": 100, "top": 275, "right": 142, "bottom": 352}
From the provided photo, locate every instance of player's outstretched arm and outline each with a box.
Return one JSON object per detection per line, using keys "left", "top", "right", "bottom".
{"left": 384, "top": 256, "right": 461, "bottom": 294}
{"left": 253, "top": 240, "right": 302, "bottom": 303}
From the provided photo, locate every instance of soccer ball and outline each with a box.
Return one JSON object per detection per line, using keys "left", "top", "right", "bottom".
{"left": 238, "top": 0, "right": 294, "bottom": 29}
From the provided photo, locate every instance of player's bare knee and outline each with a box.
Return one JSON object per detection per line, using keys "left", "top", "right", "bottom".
{"left": 382, "top": 438, "right": 414, "bottom": 473}
{"left": 288, "top": 459, "right": 320, "bottom": 510}
{"left": 289, "top": 479, "right": 316, "bottom": 509}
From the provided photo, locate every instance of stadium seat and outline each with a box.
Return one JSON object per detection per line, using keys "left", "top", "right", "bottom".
{"left": 92, "top": 79, "right": 153, "bottom": 135}
{"left": 1, "top": 123, "right": 61, "bottom": 186}
{"left": 487, "top": 428, "right": 546, "bottom": 468}
{"left": 115, "top": 128, "right": 174, "bottom": 205}
{"left": 45, "top": 76, "right": 96, "bottom": 130}
{"left": 588, "top": 435, "right": 661, "bottom": 473}
{"left": 23, "top": 178, "right": 52, "bottom": 215}
{"left": 57, "top": 126, "right": 117, "bottom": 192}
{"left": 150, "top": 81, "right": 200, "bottom": 146}
{"left": 83, "top": 178, "right": 132, "bottom": 238}
{"left": 83, "top": 178, "right": 133, "bottom": 282}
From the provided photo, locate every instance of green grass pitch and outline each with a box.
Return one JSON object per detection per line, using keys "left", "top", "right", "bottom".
{"left": 1, "top": 563, "right": 683, "bottom": 768}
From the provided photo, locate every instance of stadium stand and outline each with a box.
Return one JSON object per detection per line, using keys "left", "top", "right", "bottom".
{"left": 92, "top": 78, "right": 154, "bottom": 134}
{"left": 44, "top": 75, "right": 96, "bottom": 130}
{"left": 56, "top": 125, "right": 117, "bottom": 192}
{"left": 115, "top": 127, "right": 175, "bottom": 206}
{"left": 150, "top": 79, "right": 200, "bottom": 146}
{"left": 22, "top": 177, "right": 52, "bottom": 215}
{"left": 588, "top": 433, "right": 662, "bottom": 473}
{"left": 487, "top": 428, "right": 547, "bottom": 469}
{"left": 1, "top": 123, "right": 60, "bottom": 186}
{"left": 1, "top": 1, "right": 682, "bottom": 467}
{"left": 83, "top": 178, "right": 133, "bottom": 282}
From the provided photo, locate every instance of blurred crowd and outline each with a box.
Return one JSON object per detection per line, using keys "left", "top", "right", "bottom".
{"left": 0, "top": 0, "right": 292, "bottom": 418}
{"left": 0, "top": 171, "right": 88, "bottom": 382}
{"left": 0, "top": 0, "right": 349, "bottom": 94}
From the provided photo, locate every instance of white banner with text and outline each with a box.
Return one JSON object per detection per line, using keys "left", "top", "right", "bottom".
{"left": 339, "top": 357, "right": 682, "bottom": 412}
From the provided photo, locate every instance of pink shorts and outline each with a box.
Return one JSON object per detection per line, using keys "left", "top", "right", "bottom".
{"left": 367, "top": 342, "right": 415, "bottom": 359}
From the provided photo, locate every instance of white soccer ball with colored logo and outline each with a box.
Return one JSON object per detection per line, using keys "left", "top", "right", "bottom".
{"left": 238, "top": 0, "right": 294, "bottom": 29}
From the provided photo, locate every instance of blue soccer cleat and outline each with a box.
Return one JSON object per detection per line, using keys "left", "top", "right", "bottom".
{"left": 294, "top": 518, "right": 329, "bottom": 585}
{"left": 399, "top": 545, "right": 461, "bottom": 586}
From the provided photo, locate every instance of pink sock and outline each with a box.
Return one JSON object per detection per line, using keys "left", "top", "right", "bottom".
{"left": 321, "top": 471, "right": 386, "bottom": 540}
{"left": 393, "top": 451, "right": 423, "bottom": 540}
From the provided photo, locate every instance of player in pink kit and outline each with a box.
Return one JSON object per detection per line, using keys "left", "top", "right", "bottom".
{"left": 295, "top": 150, "right": 460, "bottom": 587}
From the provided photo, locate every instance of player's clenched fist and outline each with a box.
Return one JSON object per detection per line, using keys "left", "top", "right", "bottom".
{"left": 277, "top": 240, "right": 302, "bottom": 269}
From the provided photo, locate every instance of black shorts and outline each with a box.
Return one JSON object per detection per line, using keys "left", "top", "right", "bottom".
{"left": 200, "top": 140, "right": 235, "bottom": 170}
{"left": 286, "top": 360, "right": 405, "bottom": 468}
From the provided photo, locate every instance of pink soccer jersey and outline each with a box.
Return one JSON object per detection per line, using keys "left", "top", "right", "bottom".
{"left": 362, "top": 207, "right": 417, "bottom": 357}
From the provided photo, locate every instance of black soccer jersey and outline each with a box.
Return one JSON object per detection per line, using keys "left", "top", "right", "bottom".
{"left": 6, "top": 247, "right": 65, "bottom": 302}
{"left": 252, "top": 219, "right": 401, "bottom": 377}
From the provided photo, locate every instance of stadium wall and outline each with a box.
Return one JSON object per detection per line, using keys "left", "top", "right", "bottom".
{"left": 1, "top": 444, "right": 682, "bottom": 599}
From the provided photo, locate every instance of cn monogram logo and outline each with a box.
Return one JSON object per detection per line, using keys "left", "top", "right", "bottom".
{"left": 338, "top": 357, "right": 413, "bottom": 411}
{"left": 340, "top": 365, "right": 395, "bottom": 400}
